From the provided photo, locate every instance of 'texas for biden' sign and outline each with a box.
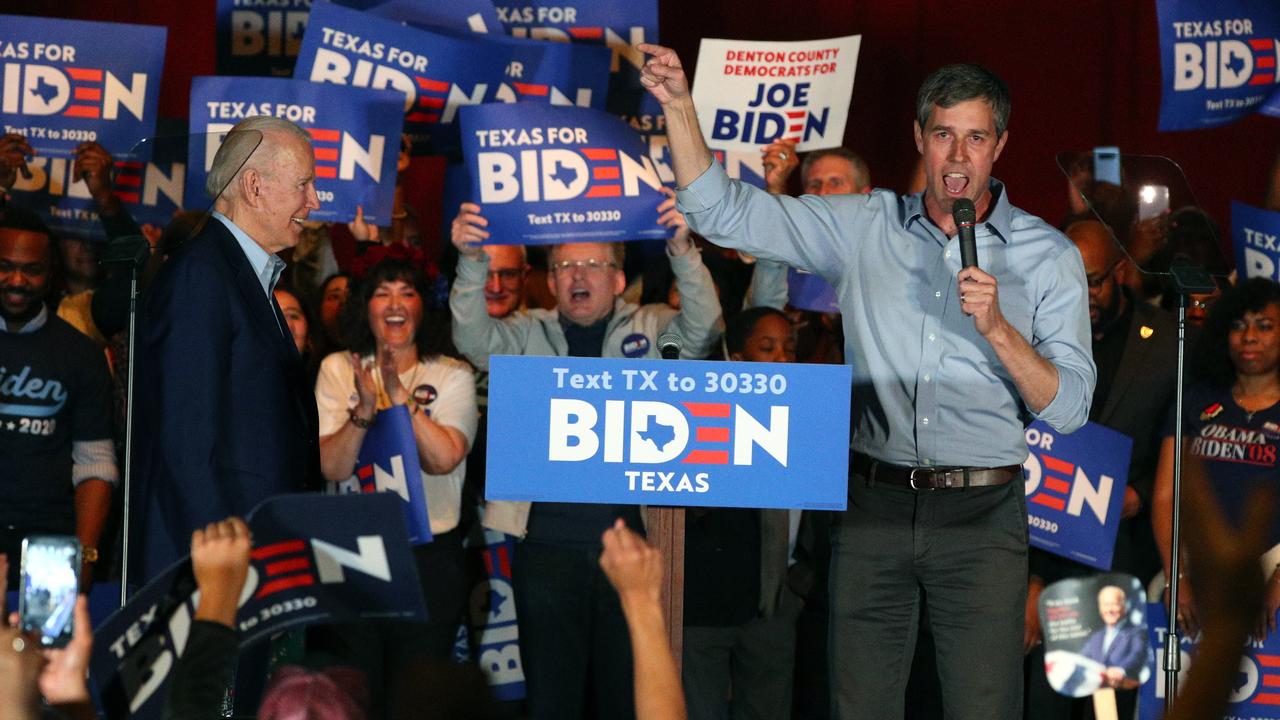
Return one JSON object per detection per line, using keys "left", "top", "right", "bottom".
{"left": 460, "top": 102, "right": 670, "bottom": 244}
{"left": 485, "top": 355, "right": 851, "bottom": 509}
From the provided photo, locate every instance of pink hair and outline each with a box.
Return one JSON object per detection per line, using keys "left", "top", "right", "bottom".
{"left": 258, "top": 666, "right": 367, "bottom": 720}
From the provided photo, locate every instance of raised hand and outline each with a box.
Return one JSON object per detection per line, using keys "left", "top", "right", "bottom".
{"left": 637, "top": 43, "right": 691, "bottom": 107}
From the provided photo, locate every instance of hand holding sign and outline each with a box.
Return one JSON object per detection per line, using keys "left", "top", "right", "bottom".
{"left": 71, "top": 142, "right": 116, "bottom": 208}
{"left": 656, "top": 187, "right": 691, "bottom": 253}
{"left": 760, "top": 138, "right": 798, "bottom": 193}
{"left": 0, "top": 134, "right": 34, "bottom": 192}
{"left": 451, "top": 202, "right": 490, "bottom": 257}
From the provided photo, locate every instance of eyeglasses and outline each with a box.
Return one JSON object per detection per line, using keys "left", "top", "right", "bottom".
{"left": 551, "top": 259, "right": 617, "bottom": 275}
{"left": 486, "top": 268, "right": 524, "bottom": 284}
{"left": 1086, "top": 261, "right": 1122, "bottom": 290}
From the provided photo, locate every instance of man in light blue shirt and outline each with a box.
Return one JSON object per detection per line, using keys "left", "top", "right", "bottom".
{"left": 638, "top": 45, "right": 1094, "bottom": 719}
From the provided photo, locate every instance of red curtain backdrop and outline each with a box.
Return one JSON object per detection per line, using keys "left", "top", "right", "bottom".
{"left": 6, "top": 0, "right": 1274, "bottom": 236}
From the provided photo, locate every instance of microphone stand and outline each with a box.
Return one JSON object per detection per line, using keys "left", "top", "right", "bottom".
{"left": 99, "top": 235, "right": 150, "bottom": 607}
{"left": 1162, "top": 262, "right": 1217, "bottom": 707}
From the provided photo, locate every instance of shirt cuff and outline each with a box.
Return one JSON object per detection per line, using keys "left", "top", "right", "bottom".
{"left": 1032, "top": 365, "right": 1088, "bottom": 434}
{"left": 666, "top": 239, "right": 703, "bottom": 273}
{"left": 456, "top": 252, "right": 490, "bottom": 284}
{"left": 675, "top": 160, "right": 732, "bottom": 215}
{"left": 72, "top": 438, "right": 119, "bottom": 486}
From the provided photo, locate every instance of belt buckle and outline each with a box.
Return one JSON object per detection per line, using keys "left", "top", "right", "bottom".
{"left": 908, "top": 467, "right": 933, "bottom": 491}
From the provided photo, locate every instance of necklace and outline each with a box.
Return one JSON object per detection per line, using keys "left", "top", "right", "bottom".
{"left": 1232, "top": 383, "right": 1280, "bottom": 423}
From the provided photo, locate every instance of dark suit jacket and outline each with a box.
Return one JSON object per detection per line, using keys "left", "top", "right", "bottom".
{"left": 1091, "top": 299, "right": 1178, "bottom": 580}
{"left": 1032, "top": 298, "right": 1177, "bottom": 584}
{"left": 131, "top": 218, "right": 319, "bottom": 581}
{"left": 1079, "top": 621, "right": 1148, "bottom": 678}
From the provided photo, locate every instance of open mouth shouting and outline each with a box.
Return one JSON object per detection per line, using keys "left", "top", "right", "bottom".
{"left": 942, "top": 172, "right": 969, "bottom": 197}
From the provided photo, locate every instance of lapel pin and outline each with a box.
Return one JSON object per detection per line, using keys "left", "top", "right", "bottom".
{"left": 1139, "top": 326, "right": 1154, "bottom": 339}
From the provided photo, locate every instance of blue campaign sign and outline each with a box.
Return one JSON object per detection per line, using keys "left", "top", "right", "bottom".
{"left": 494, "top": 0, "right": 658, "bottom": 115}
{"left": 187, "top": 76, "right": 404, "bottom": 224}
{"left": 466, "top": 528, "right": 526, "bottom": 701}
{"left": 496, "top": 1, "right": 657, "bottom": 49}
{"left": 332, "top": 404, "right": 434, "bottom": 544}
{"left": 7, "top": 155, "right": 185, "bottom": 241}
{"left": 1234, "top": 200, "right": 1280, "bottom": 283}
{"left": 788, "top": 267, "right": 841, "bottom": 313}
{"left": 302, "top": 1, "right": 606, "bottom": 154}
{"left": 623, "top": 97, "right": 768, "bottom": 191}
{"left": 460, "top": 102, "right": 670, "bottom": 244}
{"left": 368, "top": 0, "right": 505, "bottom": 35}
{"left": 1156, "top": 0, "right": 1280, "bottom": 131}
{"left": 391, "top": 22, "right": 612, "bottom": 111}
{"left": 485, "top": 355, "right": 852, "bottom": 509}
{"left": 0, "top": 15, "right": 165, "bottom": 158}
{"left": 89, "top": 493, "right": 427, "bottom": 720}
{"left": 214, "top": 0, "right": 491, "bottom": 78}
{"left": 215, "top": 0, "right": 313, "bottom": 77}
{"left": 1022, "top": 420, "right": 1133, "bottom": 571}
{"left": 1140, "top": 602, "right": 1280, "bottom": 719}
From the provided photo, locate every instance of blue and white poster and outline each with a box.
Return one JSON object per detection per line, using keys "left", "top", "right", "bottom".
{"left": 692, "top": 36, "right": 861, "bottom": 153}
{"left": 89, "top": 493, "right": 427, "bottom": 720}
{"left": 460, "top": 103, "right": 671, "bottom": 244}
{"left": 1156, "top": 0, "right": 1280, "bottom": 131}
{"left": 1234, "top": 200, "right": 1280, "bottom": 283}
{"left": 0, "top": 15, "right": 165, "bottom": 158}
{"left": 486, "top": 355, "right": 852, "bottom": 509}
{"left": 215, "top": 0, "right": 314, "bottom": 78}
{"left": 1023, "top": 420, "right": 1133, "bottom": 571}
{"left": 297, "top": 1, "right": 534, "bottom": 154}
{"left": 6, "top": 152, "right": 185, "bottom": 241}
{"left": 466, "top": 527, "right": 526, "bottom": 701}
{"left": 495, "top": 0, "right": 658, "bottom": 121}
{"left": 215, "top": 0, "right": 498, "bottom": 78}
{"left": 368, "top": 0, "right": 504, "bottom": 35}
{"left": 331, "top": 404, "right": 434, "bottom": 544}
{"left": 1140, "top": 602, "right": 1280, "bottom": 719}
{"left": 788, "top": 267, "right": 840, "bottom": 313}
{"left": 187, "top": 76, "right": 404, "bottom": 224}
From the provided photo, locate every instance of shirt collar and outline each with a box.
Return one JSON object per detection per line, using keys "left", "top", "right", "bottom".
{"left": 0, "top": 304, "right": 48, "bottom": 334}
{"left": 902, "top": 178, "right": 1014, "bottom": 244}
{"left": 212, "top": 211, "right": 285, "bottom": 297}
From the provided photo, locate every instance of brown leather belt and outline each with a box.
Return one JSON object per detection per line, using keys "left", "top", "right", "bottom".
{"left": 851, "top": 452, "right": 1021, "bottom": 490}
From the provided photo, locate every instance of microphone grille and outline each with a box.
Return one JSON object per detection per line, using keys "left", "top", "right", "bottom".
{"left": 952, "top": 198, "right": 977, "bottom": 225}
{"left": 658, "top": 332, "right": 683, "bottom": 351}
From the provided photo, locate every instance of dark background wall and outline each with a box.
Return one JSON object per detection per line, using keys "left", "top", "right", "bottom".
{"left": 6, "top": 0, "right": 1275, "bottom": 234}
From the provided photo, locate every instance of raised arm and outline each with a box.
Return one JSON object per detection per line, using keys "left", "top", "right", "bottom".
{"left": 448, "top": 203, "right": 534, "bottom": 369}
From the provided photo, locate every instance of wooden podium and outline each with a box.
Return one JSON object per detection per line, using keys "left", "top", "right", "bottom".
{"left": 645, "top": 505, "right": 685, "bottom": 670}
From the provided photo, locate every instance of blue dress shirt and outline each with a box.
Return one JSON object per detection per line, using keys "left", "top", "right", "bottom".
{"left": 676, "top": 161, "right": 1095, "bottom": 468}
{"left": 212, "top": 211, "right": 285, "bottom": 298}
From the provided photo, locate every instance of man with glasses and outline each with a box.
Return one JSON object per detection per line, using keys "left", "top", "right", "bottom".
{"left": 448, "top": 195, "right": 721, "bottom": 720}
{"left": 481, "top": 243, "right": 530, "bottom": 320}
{"left": 1023, "top": 220, "right": 1175, "bottom": 719}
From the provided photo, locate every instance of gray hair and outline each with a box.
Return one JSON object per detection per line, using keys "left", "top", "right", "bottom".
{"left": 801, "top": 147, "right": 871, "bottom": 190}
{"left": 205, "top": 116, "right": 312, "bottom": 199}
{"left": 916, "top": 64, "right": 1011, "bottom": 137}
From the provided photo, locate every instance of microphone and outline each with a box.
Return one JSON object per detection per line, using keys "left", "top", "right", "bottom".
{"left": 658, "top": 332, "right": 682, "bottom": 360}
{"left": 952, "top": 198, "right": 978, "bottom": 269}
